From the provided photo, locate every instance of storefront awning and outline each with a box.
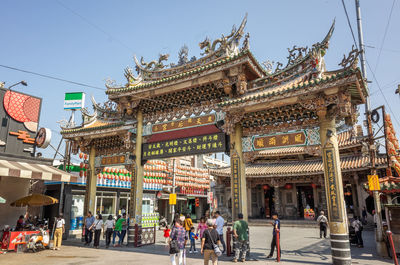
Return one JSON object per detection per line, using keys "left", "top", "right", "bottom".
{"left": 0, "top": 159, "right": 78, "bottom": 182}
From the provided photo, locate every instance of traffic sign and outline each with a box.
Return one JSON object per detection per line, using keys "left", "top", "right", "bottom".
{"left": 169, "top": 193, "right": 177, "bottom": 205}
{"left": 368, "top": 175, "right": 380, "bottom": 191}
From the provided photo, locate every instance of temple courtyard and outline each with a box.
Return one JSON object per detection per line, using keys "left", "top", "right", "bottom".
{"left": 0, "top": 226, "right": 392, "bottom": 265}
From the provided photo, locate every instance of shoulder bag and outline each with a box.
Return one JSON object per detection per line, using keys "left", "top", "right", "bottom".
{"left": 169, "top": 228, "right": 180, "bottom": 254}
{"left": 207, "top": 229, "right": 222, "bottom": 257}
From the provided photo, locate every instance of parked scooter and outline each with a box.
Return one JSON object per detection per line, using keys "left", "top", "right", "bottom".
{"left": 26, "top": 222, "right": 49, "bottom": 252}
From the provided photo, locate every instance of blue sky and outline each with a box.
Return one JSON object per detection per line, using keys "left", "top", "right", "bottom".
{"left": 1, "top": 0, "right": 399, "bottom": 161}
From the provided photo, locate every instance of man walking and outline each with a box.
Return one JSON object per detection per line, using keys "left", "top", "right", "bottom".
{"left": 352, "top": 216, "right": 364, "bottom": 248}
{"left": 267, "top": 213, "right": 280, "bottom": 260}
{"left": 84, "top": 211, "right": 95, "bottom": 246}
{"left": 316, "top": 211, "right": 328, "bottom": 238}
{"left": 53, "top": 213, "right": 65, "bottom": 250}
{"left": 232, "top": 213, "right": 248, "bottom": 263}
{"left": 215, "top": 211, "right": 226, "bottom": 253}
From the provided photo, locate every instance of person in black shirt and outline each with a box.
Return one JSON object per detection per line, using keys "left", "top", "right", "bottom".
{"left": 201, "top": 219, "right": 221, "bottom": 265}
{"left": 267, "top": 213, "right": 281, "bottom": 260}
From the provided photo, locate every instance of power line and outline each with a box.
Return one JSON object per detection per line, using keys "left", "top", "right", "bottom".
{"left": 56, "top": 0, "right": 133, "bottom": 53}
{"left": 340, "top": 0, "right": 358, "bottom": 47}
{"left": 0, "top": 64, "right": 106, "bottom": 91}
{"left": 365, "top": 59, "right": 400, "bottom": 128}
{"left": 374, "top": 0, "right": 397, "bottom": 72}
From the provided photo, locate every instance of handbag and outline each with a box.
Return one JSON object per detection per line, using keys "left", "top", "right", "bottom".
{"left": 169, "top": 229, "right": 180, "bottom": 254}
{"left": 207, "top": 229, "right": 222, "bottom": 257}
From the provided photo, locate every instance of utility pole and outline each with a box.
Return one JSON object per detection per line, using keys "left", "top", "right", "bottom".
{"left": 171, "top": 158, "right": 176, "bottom": 224}
{"left": 355, "top": 0, "right": 387, "bottom": 256}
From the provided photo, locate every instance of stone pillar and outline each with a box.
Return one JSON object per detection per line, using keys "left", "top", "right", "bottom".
{"left": 230, "top": 123, "right": 248, "bottom": 221}
{"left": 84, "top": 145, "right": 96, "bottom": 216}
{"left": 273, "top": 186, "right": 281, "bottom": 217}
{"left": 351, "top": 181, "right": 359, "bottom": 217}
{"left": 318, "top": 108, "right": 351, "bottom": 265}
{"left": 128, "top": 109, "right": 144, "bottom": 245}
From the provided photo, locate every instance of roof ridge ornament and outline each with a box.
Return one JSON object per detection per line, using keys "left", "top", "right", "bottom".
{"left": 338, "top": 45, "right": 361, "bottom": 69}
{"left": 139, "top": 53, "right": 170, "bottom": 70}
{"left": 199, "top": 13, "right": 248, "bottom": 57}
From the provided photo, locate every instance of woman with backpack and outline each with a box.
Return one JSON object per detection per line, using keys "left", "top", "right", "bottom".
{"left": 201, "top": 219, "right": 221, "bottom": 265}
{"left": 169, "top": 219, "right": 187, "bottom": 265}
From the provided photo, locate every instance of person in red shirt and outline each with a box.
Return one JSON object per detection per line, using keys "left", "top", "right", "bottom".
{"left": 164, "top": 225, "right": 171, "bottom": 245}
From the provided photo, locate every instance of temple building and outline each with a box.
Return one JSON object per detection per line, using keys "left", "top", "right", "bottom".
{"left": 58, "top": 14, "right": 372, "bottom": 262}
{"left": 211, "top": 126, "right": 388, "bottom": 220}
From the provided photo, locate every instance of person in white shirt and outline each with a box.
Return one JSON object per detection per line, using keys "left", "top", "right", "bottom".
{"left": 104, "top": 215, "right": 115, "bottom": 248}
{"left": 214, "top": 211, "right": 226, "bottom": 253}
{"left": 53, "top": 213, "right": 65, "bottom": 250}
{"left": 316, "top": 211, "right": 329, "bottom": 238}
{"left": 351, "top": 216, "right": 364, "bottom": 248}
{"left": 92, "top": 214, "right": 104, "bottom": 248}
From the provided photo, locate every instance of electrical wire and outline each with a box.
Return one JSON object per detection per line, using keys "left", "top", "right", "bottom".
{"left": 0, "top": 64, "right": 106, "bottom": 91}
{"left": 340, "top": 0, "right": 358, "bottom": 47}
{"left": 55, "top": 0, "right": 133, "bottom": 53}
{"left": 374, "top": 0, "right": 397, "bottom": 72}
{"left": 365, "top": 59, "right": 400, "bottom": 128}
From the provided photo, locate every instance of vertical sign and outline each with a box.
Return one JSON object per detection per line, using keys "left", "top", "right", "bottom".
{"left": 207, "top": 192, "right": 213, "bottom": 204}
{"left": 323, "top": 148, "right": 342, "bottom": 222}
{"left": 231, "top": 154, "right": 241, "bottom": 216}
{"left": 368, "top": 175, "right": 381, "bottom": 191}
{"left": 129, "top": 164, "right": 137, "bottom": 218}
{"left": 169, "top": 193, "right": 177, "bottom": 205}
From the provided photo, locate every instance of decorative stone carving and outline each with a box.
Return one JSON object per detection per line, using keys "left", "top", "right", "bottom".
{"left": 222, "top": 110, "right": 245, "bottom": 135}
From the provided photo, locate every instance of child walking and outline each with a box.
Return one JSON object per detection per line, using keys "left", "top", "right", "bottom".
{"left": 163, "top": 225, "right": 170, "bottom": 245}
{"left": 189, "top": 227, "right": 198, "bottom": 253}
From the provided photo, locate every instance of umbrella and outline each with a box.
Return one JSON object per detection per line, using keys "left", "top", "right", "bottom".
{"left": 10, "top": 193, "right": 58, "bottom": 207}
{"left": 0, "top": 196, "right": 5, "bottom": 204}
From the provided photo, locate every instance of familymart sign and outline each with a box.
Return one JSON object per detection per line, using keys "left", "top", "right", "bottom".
{"left": 64, "top": 92, "right": 85, "bottom": 110}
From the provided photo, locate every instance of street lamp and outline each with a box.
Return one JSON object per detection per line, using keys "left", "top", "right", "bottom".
{"left": 2, "top": 80, "right": 28, "bottom": 126}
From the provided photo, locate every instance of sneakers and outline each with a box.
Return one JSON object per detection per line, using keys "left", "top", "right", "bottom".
{"left": 194, "top": 250, "right": 198, "bottom": 253}
{"left": 241, "top": 258, "right": 245, "bottom": 262}
{"left": 232, "top": 259, "right": 238, "bottom": 263}
{"left": 189, "top": 251, "right": 192, "bottom": 253}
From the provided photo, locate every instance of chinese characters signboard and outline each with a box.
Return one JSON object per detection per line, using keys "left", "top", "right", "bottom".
{"left": 231, "top": 155, "right": 241, "bottom": 215}
{"left": 323, "top": 148, "right": 342, "bottom": 222}
{"left": 241, "top": 129, "right": 321, "bottom": 152}
{"left": 253, "top": 131, "right": 306, "bottom": 150}
{"left": 95, "top": 153, "right": 132, "bottom": 167}
{"left": 142, "top": 133, "right": 227, "bottom": 160}
{"left": 151, "top": 114, "right": 216, "bottom": 134}
{"left": 129, "top": 164, "right": 137, "bottom": 217}
{"left": 368, "top": 175, "right": 381, "bottom": 191}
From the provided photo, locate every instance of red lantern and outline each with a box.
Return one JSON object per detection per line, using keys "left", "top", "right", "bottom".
{"left": 311, "top": 183, "right": 317, "bottom": 189}
{"left": 263, "top": 185, "right": 269, "bottom": 190}
{"left": 284, "top": 184, "right": 293, "bottom": 190}
{"left": 79, "top": 153, "right": 83, "bottom": 159}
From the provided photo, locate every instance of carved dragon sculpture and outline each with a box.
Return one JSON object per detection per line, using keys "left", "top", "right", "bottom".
{"left": 199, "top": 13, "right": 247, "bottom": 56}
{"left": 140, "top": 53, "right": 170, "bottom": 70}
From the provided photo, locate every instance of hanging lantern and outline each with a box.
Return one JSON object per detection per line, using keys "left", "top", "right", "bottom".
{"left": 84, "top": 153, "right": 88, "bottom": 160}
{"left": 79, "top": 170, "right": 84, "bottom": 177}
{"left": 263, "top": 185, "right": 269, "bottom": 190}
{"left": 311, "top": 183, "right": 317, "bottom": 189}
{"left": 79, "top": 153, "right": 83, "bottom": 159}
{"left": 284, "top": 183, "right": 293, "bottom": 190}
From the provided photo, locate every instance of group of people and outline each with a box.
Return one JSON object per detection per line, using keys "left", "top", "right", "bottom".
{"left": 83, "top": 211, "right": 128, "bottom": 249}
{"left": 316, "top": 210, "right": 364, "bottom": 248}
{"left": 166, "top": 211, "right": 227, "bottom": 265}
{"left": 167, "top": 211, "right": 281, "bottom": 265}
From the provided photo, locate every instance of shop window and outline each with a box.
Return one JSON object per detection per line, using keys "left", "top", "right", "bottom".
{"left": 286, "top": 192, "right": 293, "bottom": 204}
{"left": 96, "top": 197, "right": 102, "bottom": 214}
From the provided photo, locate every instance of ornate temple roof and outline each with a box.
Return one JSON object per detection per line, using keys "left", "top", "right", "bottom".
{"left": 60, "top": 96, "right": 130, "bottom": 137}
{"left": 211, "top": 155, "right": 387, "bottom": 178}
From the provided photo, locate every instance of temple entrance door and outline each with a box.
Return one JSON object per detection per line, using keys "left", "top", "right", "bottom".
{"left": 297, "top": 186, "right": 315, "bottom": 219}
{"left": 264, "top": 188, "right": 275, "bottom": 219}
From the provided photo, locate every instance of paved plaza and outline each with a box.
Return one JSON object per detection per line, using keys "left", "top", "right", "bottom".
{"left": 0, "top": 226, "right": 393, "bottom": 265}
